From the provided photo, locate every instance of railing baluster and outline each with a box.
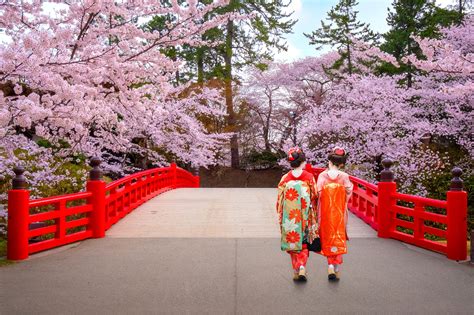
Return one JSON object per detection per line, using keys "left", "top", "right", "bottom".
{"left": 57, "top": 200, "right": 66, "bottom": 241}
{"left": 413, "top": 202, "right": 424, "bottom": 242}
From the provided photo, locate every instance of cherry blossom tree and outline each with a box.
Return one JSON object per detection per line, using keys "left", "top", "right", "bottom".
{"left": 0, "top": 0, "right": 235, "bottom": 200}
{"left": 406, "top": 16, "right": 474, "bottom": 157}
{"left": 300, "top": 16, "right": 473, "bottom": 193}
{"left": 242, "top": 15, "right": 472, "bottom": 193}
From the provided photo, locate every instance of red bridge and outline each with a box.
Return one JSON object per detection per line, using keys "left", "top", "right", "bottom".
{"left": 2, "top": 158, "right": 472, "bottom": 314}
{"left": 6, "top": 158, "right": 468, "bottom": 261}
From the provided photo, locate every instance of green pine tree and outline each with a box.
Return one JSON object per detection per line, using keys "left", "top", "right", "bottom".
{"left": 380, "top": 0, "right": 462, "bottom": 87}
{"left": 304, "top": 0, "right": 379, "bottom": 75}
{"left": 219, "top": 0, "right": 296, "bottom": 168}
{"left": 145, "top": 1, "right": 296, "bottom": 168}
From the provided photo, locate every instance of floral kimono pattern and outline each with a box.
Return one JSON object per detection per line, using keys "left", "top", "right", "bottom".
{"left": 277, "top": 171, "right": 318, "bottom": 252}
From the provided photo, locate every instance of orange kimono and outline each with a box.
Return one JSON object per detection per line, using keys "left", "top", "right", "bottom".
{"left": 316, "top": 169, "right": 353, "bottom": 264}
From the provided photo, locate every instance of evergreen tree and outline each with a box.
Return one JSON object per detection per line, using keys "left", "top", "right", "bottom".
{"left": 145, "top": 1, "right": 295, "bottom": 168}
{"left": 304, "top": 0, "right": 379, "bottom": 75}
{"left": 213, "top": 0, "right": 296, "bottom": 168}
{"left": 380, "top": 0, "right": 462, "bottom": 87}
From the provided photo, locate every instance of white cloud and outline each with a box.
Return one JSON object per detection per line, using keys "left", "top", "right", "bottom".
{"left": 435, "top": 0, "right": 454, "bottom": 7}
{"left": 285, "top": 0, "right": 302, "bottom": 18}
{"left": 274, "top": 41, "right": 302, "bottom": 62}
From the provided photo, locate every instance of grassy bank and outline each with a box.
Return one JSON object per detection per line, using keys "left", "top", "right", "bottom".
{"left": 0, "top": 239, "right": 14, "bottom": 267}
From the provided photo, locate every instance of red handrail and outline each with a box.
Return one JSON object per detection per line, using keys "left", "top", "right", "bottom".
{"left": 7, "top": 162, "right": 466, "bottom": 261}
{"left": 389, "top": 192, "right": 449, "bottom": 255}
{"left": 7, "top": 163, "right": 199, "bottom": 260}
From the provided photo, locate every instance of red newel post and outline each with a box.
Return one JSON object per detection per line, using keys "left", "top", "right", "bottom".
{"left": 7, "top": 166, "right": 30, "bottom": 260}
{"left": 171, "top": 162, "right": 177, "bottom": 188}
{"left": 87, "top": 158, "right": 106, "bottom": 238}
{"left": 446, "top": 167, "right": 467, "bottom": 261}
{"left": 377, "top": 159, "right": 397, "bottom": 238}
{"left": 194, "top": 168, "right": 200, "bottom": 188}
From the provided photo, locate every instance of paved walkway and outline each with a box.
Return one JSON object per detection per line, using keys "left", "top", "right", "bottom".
{"left": 106, "top": 188, "right": 376, "bottom": 238}
{"left": 1, "top": 188, "right": 473, "bottom": 314}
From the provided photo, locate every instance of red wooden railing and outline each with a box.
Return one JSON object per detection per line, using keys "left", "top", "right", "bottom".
{"left": 7, "top": 158, "right": 467, "bottom": 261}
{"left": 306, "top": 161, "right": 468, "bottom": 261}
{"left": 7, "top": 161, "right": 199, "bottom": 260}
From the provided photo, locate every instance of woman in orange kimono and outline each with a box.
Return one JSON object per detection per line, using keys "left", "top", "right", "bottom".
{"left": 317, "top": 147, "right": 353, "bottom": 281}
{"left": 276, "top": 148, "right": 318, "bottom": 281}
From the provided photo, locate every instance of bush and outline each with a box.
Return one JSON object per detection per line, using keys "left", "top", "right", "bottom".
{"left": 423, "top": 170, "right": 474, "bottom": 240}
{"left": 241, "top": 150, "right": 281, "bottom": 170}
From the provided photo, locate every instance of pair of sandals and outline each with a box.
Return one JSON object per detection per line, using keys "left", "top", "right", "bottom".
{"left": 293, "top": 266, "right": 341, "bottom": 281}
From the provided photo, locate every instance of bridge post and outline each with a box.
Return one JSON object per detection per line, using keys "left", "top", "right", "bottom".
{"left": 377, "top": 159, "right": 396, "bottom": 238}
{"left": 7, "top": 166, "right": 30, "bottom": 260}
{"left": 194, "top": 167, "right": 200, "bottom": 188}
{"left": 446, "top": 167, "right": 467, "bottom": 261}
{"left": 171, "top": 162, "right": 177, "bottom": 188}
{"left": 87, "top": 158, "right": 106, "bottom": 238}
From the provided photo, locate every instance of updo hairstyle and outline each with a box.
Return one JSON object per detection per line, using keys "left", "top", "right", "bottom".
{"left": 287, "top": 147, "right": 306, "bottom": 169}
{"left": 328, "top": 147, "right": 347, "bottom": 167}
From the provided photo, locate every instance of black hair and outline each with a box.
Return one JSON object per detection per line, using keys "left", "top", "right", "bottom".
{"left": 328, "top": 153, "right": 347, "bottom": 167}
{"left": 289, "top": 151, "right": 306, "bottom": 168}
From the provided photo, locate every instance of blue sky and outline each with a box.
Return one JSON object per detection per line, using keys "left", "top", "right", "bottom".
{"left": 276, "top": 0, "right": 453, "bottom": 61}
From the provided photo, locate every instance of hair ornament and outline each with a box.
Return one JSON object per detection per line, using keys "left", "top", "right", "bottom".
{"left": 287, "top": 147, "right": 301, "bottom": 161}
{"left": 333, "top": 146, "right": 346, "bottom": 156}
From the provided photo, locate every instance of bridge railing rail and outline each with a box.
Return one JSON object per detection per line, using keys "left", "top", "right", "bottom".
{"left": 7, "top": 160, "right": 199, "bottom": 260}
{"left": 306, "top": 160, "right": 467, "bottom": 261}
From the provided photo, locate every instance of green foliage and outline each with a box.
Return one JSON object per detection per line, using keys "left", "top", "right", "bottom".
{"left": 304, "top": 0, "right": 379, "bottom": 75}
{"left": 379, "top": 0, "right": 462, "bottom": 83}
{"left": 0, "top": 239, "right": 6, "bottom": 256}
{"left": 0, "top": 151, "right": 90, "bottom": 206}
{"left": 424, "top": 169, "right": 474, "bottom": 240}
{"left": 241, "top": 150, "right": 281, "bottom": 170}
{"left": 144, "top": 0, "right": 296, "bottom": 84}
{"left": 0, "top": 240, "right": 14, "bottom": 266}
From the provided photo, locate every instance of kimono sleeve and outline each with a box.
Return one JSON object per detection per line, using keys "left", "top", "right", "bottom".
{"left": 276, "top": 174, "right": 288, "bottom": 225}
{"left": 316, "top": 171, "right": 325, "bottom": 197}
{"left": 309, "top": 175, "right": 318, "bottom": 210}
{"left": 342, "top": 173, "right": 353, "bottom": 198}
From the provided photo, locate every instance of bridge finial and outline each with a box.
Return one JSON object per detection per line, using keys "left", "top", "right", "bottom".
{"left": 380, "top": 158, "right": 394, "bottom": 182}
{"left": 450, "top": 167, "right": 463, "bottom": 191}
{"left": 89, "top": 157, "right": 102, "bottom": 181}
{"left": 12, "top": 166, "right": 27, "bottom": 190}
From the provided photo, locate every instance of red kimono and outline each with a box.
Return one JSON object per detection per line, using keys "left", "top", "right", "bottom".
{"left": 316, "top": 169, "right": 353, "bottom": 265}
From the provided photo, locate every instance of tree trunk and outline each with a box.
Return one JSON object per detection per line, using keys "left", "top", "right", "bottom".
{"left": 263, "top": 127, "right": 271, "bottom": 151}
{"left": 265, "top": 96, "right": 274, "bottom": 151}
{"left": 347, "top": 43, "right": 353, "bottom": 75}
{"left": 197, "top": 47, "right": 204, "bottom": 87}
{"left": 225, "top": 19, "right": 239, "bottom": 168}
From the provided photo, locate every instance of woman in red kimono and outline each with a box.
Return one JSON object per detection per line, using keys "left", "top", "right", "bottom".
{"left": 317, "top": 147, "right": 353, "bottom": 281}
{"left": 276, "top": 148, "right": 318, "bottom": 281}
